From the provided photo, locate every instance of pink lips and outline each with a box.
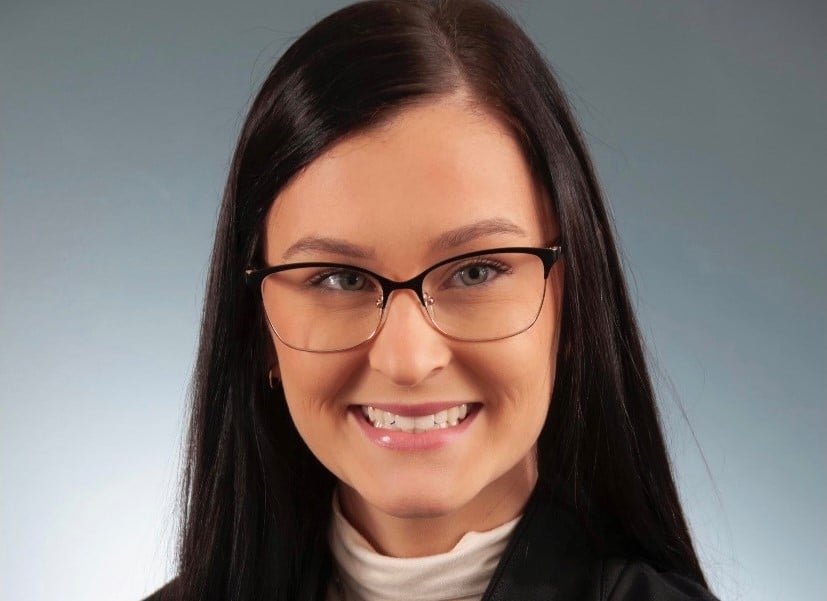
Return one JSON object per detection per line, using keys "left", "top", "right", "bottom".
{"left": 349, "top": 403, "right": 480, "bottom": 452}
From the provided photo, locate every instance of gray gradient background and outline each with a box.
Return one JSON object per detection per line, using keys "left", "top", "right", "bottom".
{"left": 1, "top": 1, "right": 824, "bottom": 599}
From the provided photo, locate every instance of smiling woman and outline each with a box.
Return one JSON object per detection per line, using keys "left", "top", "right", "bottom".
{"left": 144, "top": 1, "right": 719, "bottom": 600}
{"left": 259, "top": 99, "right": 563, "bottom": 559}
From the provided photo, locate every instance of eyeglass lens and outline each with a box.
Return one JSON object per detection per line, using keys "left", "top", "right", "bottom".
{"left": 260, "top": 251, "right": 548, "bottom": 352}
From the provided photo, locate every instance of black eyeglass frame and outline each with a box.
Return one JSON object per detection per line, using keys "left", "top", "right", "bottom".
{"left": 245, "top": 246, "right": 562, "bottom": 305}
{"left": 244, "top": 245, "right": 562, "bottom": 352}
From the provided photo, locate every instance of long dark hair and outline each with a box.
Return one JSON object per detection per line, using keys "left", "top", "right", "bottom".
{"left": 172, "top": 1, "right": 708, "bottom": 599}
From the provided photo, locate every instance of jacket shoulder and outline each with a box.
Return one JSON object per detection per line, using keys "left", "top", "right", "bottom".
{"left": 600, "top": 559, "right": 719, "bottom": 601}
{"left": 481, "top": 483, "right": 718, "bottom": 601}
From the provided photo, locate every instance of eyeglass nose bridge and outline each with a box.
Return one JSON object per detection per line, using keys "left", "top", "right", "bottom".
{"left": 372, "top": 272, "right": 439, "bottom": 330}
{"left": 374, "top": 271, "right": 432, "bottom": 309}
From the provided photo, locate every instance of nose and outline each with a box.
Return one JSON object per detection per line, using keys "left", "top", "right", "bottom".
{"left": 367, "top": 289, "right": 451, "bottom": 387}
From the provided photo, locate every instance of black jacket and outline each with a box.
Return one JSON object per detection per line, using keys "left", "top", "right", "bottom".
{"left": 475, "top": 484, "right": 718, "bottom": 600}
{"left": 144, "top": 486, "right": 718, "bottom": 601}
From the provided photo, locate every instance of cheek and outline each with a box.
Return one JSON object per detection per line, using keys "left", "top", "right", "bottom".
{"left": 463, "top": 315, "right": 558, "bottom": 414}
{"left": 472, "top": 293, "right": 561, "bottom": 436}
{"left": 272, "top": 337, "right": 362, "bottom": 423}
{"left": 508, "top": 297, "right": 560, "bottom": 384}
{"left": 274, "top": 346, "right": 364, "bottom": 477}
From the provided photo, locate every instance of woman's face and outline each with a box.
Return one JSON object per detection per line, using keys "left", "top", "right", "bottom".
{"left": 263, "top": 95, "right": 563, "bottom": 553}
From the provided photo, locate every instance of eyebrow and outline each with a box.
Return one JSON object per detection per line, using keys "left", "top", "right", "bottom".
{"left": 281, "top": 218, "right": 528, "bottom": 260}
{"left": 282, "top": 236, "right": 376, "bottom": 260}
{"left": 430, "top": 218, "right": 528, "bottom": 251}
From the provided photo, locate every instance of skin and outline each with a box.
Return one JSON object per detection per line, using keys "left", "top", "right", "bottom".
{"left": 263, "top": 93, "right": 563, "bottom": 558}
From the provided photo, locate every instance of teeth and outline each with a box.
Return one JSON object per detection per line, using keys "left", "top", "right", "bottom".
{"left": 413, "top": 415, "right": 433, "bottom": 432}
{"left": 360, "top": 404, "right": 470, "bottom": 433}
{"left": 447, "top": 406, "right": 459, "bottom": 426}
{"left": 395, "top": 415, "right": 415, "bottom": 431}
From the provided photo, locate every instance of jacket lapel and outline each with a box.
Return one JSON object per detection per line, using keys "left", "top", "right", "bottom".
{"left": 481, "top": 484, "right": 600, "bottom": 601}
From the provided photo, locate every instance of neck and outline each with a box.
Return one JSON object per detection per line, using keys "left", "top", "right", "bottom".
{"left": 337, "top": 459, "right": 537, "bottom": 558}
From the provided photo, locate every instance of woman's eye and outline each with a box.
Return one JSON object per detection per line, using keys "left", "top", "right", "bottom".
{"left": 316, "top": 270, "right": 369, "bottom": 291}
{"left": 450, "top": 261, "right": 508, "bottom": 287}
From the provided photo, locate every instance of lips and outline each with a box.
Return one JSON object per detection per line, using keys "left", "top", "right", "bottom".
{"left": 361, "top": 403, "right": 470, "bottom": 433}
{"left": 351, "top": 402, "right": 481, "bottom": 451}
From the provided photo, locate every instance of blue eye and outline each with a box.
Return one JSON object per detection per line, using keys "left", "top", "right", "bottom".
{"left": 449, "top": 260, "right": 510, "bottom": 287}
{"left": 458, "top": 264, "right": 490, "bottom": 286}
{"left": 309, "top": 269, "right": 371, "bottom": 292}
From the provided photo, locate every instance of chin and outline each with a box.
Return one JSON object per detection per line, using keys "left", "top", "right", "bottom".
{"left": 364, "top": 478, "right": 474, "bottom": 520}
{"left": 381, "top": 497, "right": 458, "bottom": 520}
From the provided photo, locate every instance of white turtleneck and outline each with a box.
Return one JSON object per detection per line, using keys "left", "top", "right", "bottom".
{"left": 326, "top": 493, "right": 520, "bottom": 601}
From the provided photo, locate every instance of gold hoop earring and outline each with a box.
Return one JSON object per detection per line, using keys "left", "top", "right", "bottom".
{"left": 268, "top": 367, "right": 281, "bottom": 389}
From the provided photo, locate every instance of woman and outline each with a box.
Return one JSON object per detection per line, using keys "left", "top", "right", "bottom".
{"left": 146, "top": 1, "right": 719, "bottom": 599}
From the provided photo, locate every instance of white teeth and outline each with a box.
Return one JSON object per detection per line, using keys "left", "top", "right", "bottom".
{"left": 360, "top": 404, "right": 470, "bottom": 433}
{"left": 413, "top": 415, "right": 434, "bottom": 432}
{"left": 447, "top": 406, "right": 459, "bottom": 426}
{"left": 395, "top": 415, "right": 415, "bottom": 431}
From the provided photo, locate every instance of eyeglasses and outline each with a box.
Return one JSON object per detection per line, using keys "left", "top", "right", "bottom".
{"left": 245, "top": 246, "right": 562, "bottom": 353}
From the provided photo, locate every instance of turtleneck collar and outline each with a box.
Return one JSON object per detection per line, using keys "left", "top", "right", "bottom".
{"left": 327, "top": 492, "right": 520, "bottom": 601}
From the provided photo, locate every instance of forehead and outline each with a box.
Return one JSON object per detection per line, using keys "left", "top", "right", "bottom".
{"left": 265, "top": 97, "right": 549, "bottom": 267}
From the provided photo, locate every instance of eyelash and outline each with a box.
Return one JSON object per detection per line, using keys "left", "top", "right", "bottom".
{"left": 306, "top": 269, "right": 372, "bottom": 288}
{"left": 303, "top": 257, "right": 513, "bottom": 290}
{"left": 453, "top": 258, "right": 510, "bottom": 273}
{"left": 446, "top": 258, "right": 512, "bottom": 285}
